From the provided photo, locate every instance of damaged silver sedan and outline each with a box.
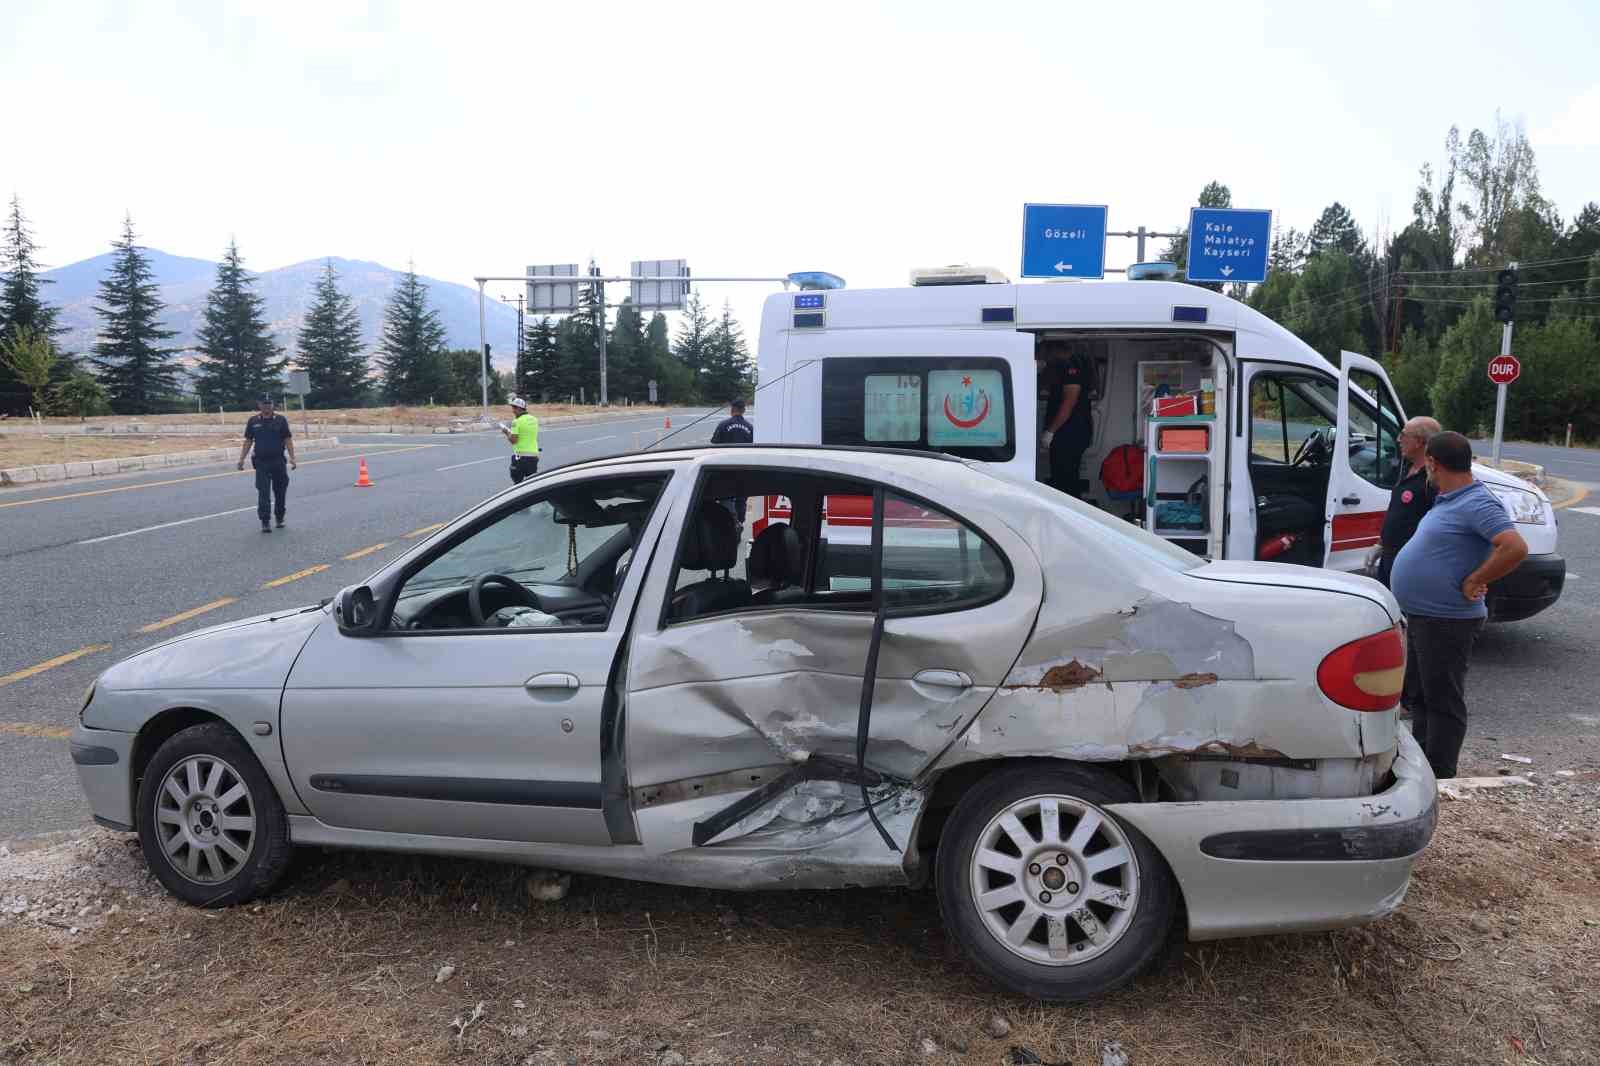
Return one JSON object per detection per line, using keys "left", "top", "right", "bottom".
{"left": 71, "top": 446, "right": 1436, "bottom": 1001}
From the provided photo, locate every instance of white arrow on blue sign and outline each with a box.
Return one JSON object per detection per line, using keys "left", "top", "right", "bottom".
{"left": 1185, "top": 207, "right": 1273, "bottom": 284}
{"left": 1021, "top": 204, "right": 1108, "bottom": 279}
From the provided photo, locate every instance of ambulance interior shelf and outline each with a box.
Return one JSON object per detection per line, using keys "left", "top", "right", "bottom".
{"left": 1146, "top": 413, "right": 1216, "bottom": 555}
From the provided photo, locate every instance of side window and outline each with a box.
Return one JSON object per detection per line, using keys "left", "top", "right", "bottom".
{"left": 668, "top": 472, "right": 1009, "bottom": 625}
{"left": 1250, "top": 374, "right": 1334, "bottom": 466}
{"left": 392, "top": 475, "right": 667, "bottom": 632}
{"left": 821, "top": 357, "right": 1015, "bottom": 461}
{"left": 1347, "top": 369, "right": 1402, "bottom": 489}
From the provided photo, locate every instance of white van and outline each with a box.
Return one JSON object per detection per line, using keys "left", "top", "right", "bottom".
{"left": 753, "top": 271, "right": 1564, "bottom": 621}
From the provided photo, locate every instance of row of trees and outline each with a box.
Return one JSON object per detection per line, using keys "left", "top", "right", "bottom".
{"left": 1, "top": 201, "right": 752, "bottom": 418}
{"left": 1165, "top": 118, "right": 1600, "bottom": 441}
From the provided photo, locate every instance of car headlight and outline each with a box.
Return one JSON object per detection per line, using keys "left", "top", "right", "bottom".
{"left": 79, "top": 680, "right": 96, "bottom": 721}
{"left": 1488, "top": 484, "right": 1547, "bottom": 525}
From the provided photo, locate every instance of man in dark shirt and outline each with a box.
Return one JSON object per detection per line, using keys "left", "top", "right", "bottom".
{"left": 1377, "top": 416, "right": 1441, "bottom": 587}
{"left": 237, "top": 394, "right": 297, "bottom": 532}
{"left": 1038, "top": 341, "right": 1095, "bottom": 499}
{"left": 711, "top": 399, "right": 754, "bottom": 445}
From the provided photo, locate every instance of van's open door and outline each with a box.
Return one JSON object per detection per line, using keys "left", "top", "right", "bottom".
{"left": 1325, "top": 352, "right": 1408, "bottom": 572}
{"left": 782, "top": 329, "right": 1038, "bottom": 483}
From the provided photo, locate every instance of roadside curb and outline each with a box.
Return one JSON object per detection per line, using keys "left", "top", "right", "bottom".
{"left": 1552, "top": 479, "right": 1589, "bottom": 510}
{"left": 0, "top": 437, "right": 344, "bottom": 487}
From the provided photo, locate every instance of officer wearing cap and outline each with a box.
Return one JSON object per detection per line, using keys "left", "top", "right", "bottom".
{"left": 501, "top": 396, "right": 541, "bottom": 484}
{"left": 237, "top": 394, "right": 296, "bottom": 532}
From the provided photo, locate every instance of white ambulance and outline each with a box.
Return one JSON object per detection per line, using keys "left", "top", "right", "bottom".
{"left": 752, "top": 266, "right": 1564, "bottom": 621}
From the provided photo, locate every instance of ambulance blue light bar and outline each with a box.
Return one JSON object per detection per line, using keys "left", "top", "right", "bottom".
{"left": 787, "top": 271, "right": 846, "bottom": 291}
{"left": 794, "top": 293, "right": 826, "bottom": 310}
{"left": 1172, "top": 306, "right": 1208, "bottom": 323}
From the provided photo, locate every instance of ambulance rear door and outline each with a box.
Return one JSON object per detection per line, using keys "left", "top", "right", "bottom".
{"left": 1325, "top": 351, "right": 1407, "bottom": 572}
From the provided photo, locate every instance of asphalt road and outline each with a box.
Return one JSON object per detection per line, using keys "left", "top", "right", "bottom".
{"left": 0, "top": 407, "right": 717, "bottom": 841}
{"left": 3, "top": 422, "right": 1598, "bottom": 842}
{"left": 1480, "top": 438, "right": 1600, "bottom": 488}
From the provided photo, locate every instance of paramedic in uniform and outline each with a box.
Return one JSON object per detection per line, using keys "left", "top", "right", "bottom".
{"left": 1377, "top": 416, "right": 1441, "bottom": 587}
{"left": 501, "top": 396, "right": 540, "bottom": 484}
{"left": 1038, "top": 341, "right": 1094, "bottom": 499}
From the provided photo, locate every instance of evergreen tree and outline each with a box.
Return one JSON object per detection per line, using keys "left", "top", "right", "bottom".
{"left": 645, "top": 312, "right": 690, "bottom": 403}
{"left": 376, "top": 265, "right": 450, "bottom": 405}
{"left": 297, "top": 260, "right": 368, "bottom": 408}
{"left": 193, "top": 239, "right": 286, "bottom": 409}
{"left": 1160, "top": 181, "right": 1232, "bottom": 291}
{"left": 90, "top": 215, "right": 181, "bottom": 414}
{"left": 673, "top": 293, "right": 714, "bottom": 398}
{"left": 444, "top": 348, "right": 506, "bottom": 405}
{"left": 556, "top": 313, "right": 597, "bottom": 402}
{"left": 701, "top": 302, "right": 753, "bottom": 405}
{"left": 520, "top": 316, "right": 561, "bottom": 401}
{"left": 1307, "top": 202, "right": 1366, "bottom": 258}
{"left": 606, "top": 298, "right": 651, "bottom": 402}
{"left": 0, "top": 195, "right": 69, "bottom": 414}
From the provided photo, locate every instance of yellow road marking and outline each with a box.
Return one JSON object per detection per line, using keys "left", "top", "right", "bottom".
{"left": 0, "top": 722, "right": 71, "bottom": 740}
{"left": 0, "top": 644, "right": 113, "bottom": 688}
{"left": 1555, "top": 483, "right": 1591, "bottom": 510}
{"left": 343, "top": 541, "right": 392, "bottom": 561}
{"left": 0, "top": 444, "right": 442, "bottom": 510}
{"left": 139, "top": 597, "right": 237, "bottom": 634}
{"left": 403, "top": 522, "right": 446, "bottom": 539}
{"left": 262, "top": 564, "right": 331, "bottom": 589}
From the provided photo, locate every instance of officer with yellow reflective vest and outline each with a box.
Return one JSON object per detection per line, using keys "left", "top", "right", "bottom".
{"left": 500, "top": 396, "right": 541, "bottom": 484}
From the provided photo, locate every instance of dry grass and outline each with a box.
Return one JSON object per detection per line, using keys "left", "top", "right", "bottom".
{"left": 0, "top": 433, "right": 241, "bottom": 468}
{"left": 2, "top": 784, "right": 1596, "bottom": 1066}
{"left": 8, "top": 403, "right": 647, "bottom": 432}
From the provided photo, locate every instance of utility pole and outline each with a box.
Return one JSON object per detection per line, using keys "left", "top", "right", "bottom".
{"left": 590, "top": 262, "right": 608, "bottom": 406}
{"left": 476, "top": 279, "right": 488, "bottom": 411}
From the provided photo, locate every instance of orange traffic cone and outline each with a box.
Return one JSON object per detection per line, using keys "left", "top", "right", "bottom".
{"left": 665, "top": 416, "right": 672, "bottom": 429}
{"left": 355, "top": 457, "right": 373, "bottom": 487}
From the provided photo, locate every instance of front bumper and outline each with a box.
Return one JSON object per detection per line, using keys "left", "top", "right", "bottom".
{"left": 1487, "top": 553, "right": 1565, "bottom": 622}
{"left": 1107, "top": 727, "right": 1437, "bottom": 940}
{"left": 70, "top": 724, "right": 136, "bottom": 832}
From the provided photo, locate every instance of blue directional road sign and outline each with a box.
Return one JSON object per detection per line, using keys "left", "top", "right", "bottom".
{"left": 1186, "top": 207, "right": 1273, "bottom": 283}
{"left": 1021, "top": 203, "right": 1108, "bottom": 279}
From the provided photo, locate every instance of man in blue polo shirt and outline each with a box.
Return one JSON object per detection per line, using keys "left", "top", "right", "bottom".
{"left": 1389, "top": 431, "right": 1527, "bottom": 779}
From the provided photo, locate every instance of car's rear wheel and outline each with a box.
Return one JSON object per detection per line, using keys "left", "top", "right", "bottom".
{"left": 136, "top": 722, "right": 292, "bottom": 906}
{"left": 935, "top": 764, "right": 1176, "bottom": 1000}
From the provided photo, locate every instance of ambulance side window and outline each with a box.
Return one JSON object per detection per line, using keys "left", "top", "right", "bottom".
{"left": 820, "top": 357, "right": 1015, "bottom": 462}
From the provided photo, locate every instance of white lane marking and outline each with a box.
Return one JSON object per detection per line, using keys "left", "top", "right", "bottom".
{"left": 435, "top": 455, "right": 508, "bottom": 472}
{"left": 76, "top": 505, "right": 257, "bottom": 545}
{"left": 1568, "top": 506, "right": 1600, "bottom": 517}
{"left": 569, "top": 435, "right": 617, "bottom": 445}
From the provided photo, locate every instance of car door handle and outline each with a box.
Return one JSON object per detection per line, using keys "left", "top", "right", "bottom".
{"left": 525, "top": 673, "right": 580, "bottom": 691}
{"left": 913, "top": 669, "right": 973, "bottom": 689}
{"left": 1341, "top": 495, "right": 1362, "bottom": 506}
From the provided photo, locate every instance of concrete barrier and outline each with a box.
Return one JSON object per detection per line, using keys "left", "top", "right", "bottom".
{"left": 0, "top": 437, "right": 343, "bottom": 488}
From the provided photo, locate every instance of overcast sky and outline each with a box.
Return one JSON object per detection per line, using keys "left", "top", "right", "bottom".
{"left": 5, "top": 0, "right": 1598, "bottom": 337}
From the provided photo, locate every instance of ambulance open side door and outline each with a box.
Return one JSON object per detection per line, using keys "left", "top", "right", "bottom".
{"left": 1325, "top": 351, "right": 1408, "bottom": 572}
{"left": 781, "top": 329, "right": 1039, "bottom": 484}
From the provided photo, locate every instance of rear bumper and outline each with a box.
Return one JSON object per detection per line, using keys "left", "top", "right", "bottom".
{"left": 71, "top": 724, "right": 135, "bottom": 832}
{"left": 1487, "top": 553, "right": 1564, "bottom": 622}
{"left": 1107, "top": 727, "right": 1437, "bottom": 940}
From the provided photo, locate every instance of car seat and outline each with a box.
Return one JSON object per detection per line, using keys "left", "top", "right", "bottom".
{"left": 747, "top": 522, "right": 807, "bottom": 605}
{"left": 672, "top": 500, "right": 752, "bottom": 619}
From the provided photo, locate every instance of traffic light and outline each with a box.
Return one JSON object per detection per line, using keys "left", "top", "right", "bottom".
{"left": 1494, "top": 268, "right": 1518, "bottom": 324}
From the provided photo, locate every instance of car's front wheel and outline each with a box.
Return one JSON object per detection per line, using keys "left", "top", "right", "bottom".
{"left": 936, "top": 764, "right": 1176, "bottom": 1000}
{"left": 136, "top": 722, "right": 292, "bottom": 906}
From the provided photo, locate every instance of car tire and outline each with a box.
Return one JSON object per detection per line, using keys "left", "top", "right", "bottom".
{"left": 136, "top": 722, "right": 293, "bottom": 907}
{"left": 935, "top": 763, "right": 1176, "bottom": 1001}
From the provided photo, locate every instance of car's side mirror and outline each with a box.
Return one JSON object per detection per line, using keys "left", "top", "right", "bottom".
{"left": 335, "top": 585, "right": 378, "bottom": 635}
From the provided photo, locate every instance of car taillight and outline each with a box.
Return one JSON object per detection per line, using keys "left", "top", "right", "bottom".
{"left": 1317, "top": 625, "right": 1405, "bottom": 712}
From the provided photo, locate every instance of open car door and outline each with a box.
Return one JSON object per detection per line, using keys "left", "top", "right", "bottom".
{"left": 1325, "top": 351, "right": 1408, "bottom": 571}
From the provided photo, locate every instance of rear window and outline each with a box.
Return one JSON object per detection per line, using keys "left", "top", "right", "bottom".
{"left": 821, "top": 357, "right": 1015, "bottom": 461}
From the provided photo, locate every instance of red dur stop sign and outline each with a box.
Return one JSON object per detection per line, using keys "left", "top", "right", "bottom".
{"left": 1487, "top": 355, "right": 1521, "bottom": 385}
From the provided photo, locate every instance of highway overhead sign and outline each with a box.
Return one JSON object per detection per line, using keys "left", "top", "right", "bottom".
{"left": 1021, "top": 204, "right": 1108, "bottom": 279}
{"left": 527, "top": 264, "right": 580, "bottom": 315}
{"left": 1185, "top": 207, "right": 1272, "bottom": 284}
{"left": 1488, "top": 354, "right": 1521, "bottom": 385}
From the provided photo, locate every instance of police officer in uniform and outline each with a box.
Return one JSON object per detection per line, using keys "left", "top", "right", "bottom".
{"left": 1377, "top": 416, "right": 1441, "bottom": 587}
{"left": 501, "top": 396, "right": 540, "bottom": 484}
{"left": 1038, "top": 341, "right": 1094, "bottom": 499}
{"left": 237, "top": 394, "right": 297, "bottom": 532}
{"left": 710, "top": 398, "right": 754, "bottom": 445}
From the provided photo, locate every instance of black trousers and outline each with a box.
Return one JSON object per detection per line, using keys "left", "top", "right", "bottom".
{"left": 1048, "top": 417, "right": 1094, "bottom": 499}
{"left": 1403, "top": 614, "right": 1485, "bottom": 780}
{"left": 254, "top": 458, "right": 288, "bottom": 523}
{"left": 510, "top": 454, "right": 540, "bottom": 484}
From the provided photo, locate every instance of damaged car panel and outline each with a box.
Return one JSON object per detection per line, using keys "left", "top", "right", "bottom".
{"left": 70, "top": 445, "right": 1435, "bottom": 1004}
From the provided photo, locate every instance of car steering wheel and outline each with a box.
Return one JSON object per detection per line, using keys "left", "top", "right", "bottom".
{"left": 1291, "top": 429, "right": 1330, "bottom": 467}
{"left": 468, "top": 573, "right": 541, "bottom": 627}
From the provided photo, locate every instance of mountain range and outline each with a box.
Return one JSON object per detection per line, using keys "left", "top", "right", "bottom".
{"left": 41, "top": 250, "right": 520, "bottom": 370}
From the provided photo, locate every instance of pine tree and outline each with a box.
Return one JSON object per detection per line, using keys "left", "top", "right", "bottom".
{"left": 556, "top": 313, "right": 596, "bottom": 403}
{"left": 607, "top": 298, "right": 650, "bottom": 402}
{"left": 376, "top": 265, "right": 450, "bottom": 405}
{"left": 90, "top": 215, "right": 180, "bottom": 414}
{"left": 520, "top": 316, "right": 561, "bottom": 401}
{"left": 1160, "top": 181, "right": 1232, "bottom": 292}
{"left": 645, "top": 312, "right": 689, "bottom": 403}
{"left": 193, "top": 240, "right": 286, "bottom": 409}
{"left": 701, "top": 302, "right": 753, "bottom": 405}
{"left": 673, "top": 293, "right": 713, "bottom": 386}
{"left": 0, "top": 195, "right": 69, "bottom": 415}
{"left": 297, "top": 260, "right": 368, "bottom": 408}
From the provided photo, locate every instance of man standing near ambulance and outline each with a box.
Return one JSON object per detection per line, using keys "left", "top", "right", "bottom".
{"left": 501, "top": 396, "right": 540, "bottom": 484}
